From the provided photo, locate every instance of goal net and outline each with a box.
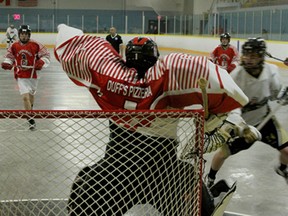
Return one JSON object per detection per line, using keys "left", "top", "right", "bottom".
{"left": 0, "top": 109, "right": 204, "bottom": 216}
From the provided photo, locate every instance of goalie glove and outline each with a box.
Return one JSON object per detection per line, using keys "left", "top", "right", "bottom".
{"left": 237, "top": 125, "right": 262, "bottom": 143}
{"left": 203, "top": 120, "right": 235, "bottom": 154}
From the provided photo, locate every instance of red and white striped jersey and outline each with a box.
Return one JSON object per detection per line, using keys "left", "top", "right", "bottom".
{"left": 3, "top": 39, "right": 50, "bottom": 79}
{"left": 55, "top": 24, "right": 248, "bottom": 115}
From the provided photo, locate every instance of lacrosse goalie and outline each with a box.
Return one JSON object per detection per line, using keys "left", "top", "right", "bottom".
{"left": 55, "top": 24, "right": 261, "bottom": 216}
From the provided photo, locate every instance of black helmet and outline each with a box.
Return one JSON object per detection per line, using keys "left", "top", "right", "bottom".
{"left": 242, "top": 37, "right": 266, "bottom": 57}
{"left": 19, "top": 25, "right": 31, "bottom": 37}
{"left": 241, "top": 37, "right": 266, "bottom": 73}
{"left": 220, "top": 32, "right": 231, "bottom": 44}
{"left": 125, "top": 36, "right": 159, "bottom": 78}
{"left": 18, "top": 25, "right": 31, "bottom": 44}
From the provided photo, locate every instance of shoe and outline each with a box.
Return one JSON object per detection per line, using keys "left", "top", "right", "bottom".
{"left": 28, "top": 118, "right": 36, "bottom": 131}
{"left": 205, "top": 174, "right": 215, "bottom": 188}
{"left": 275, "top": 167, "right": 288, "bottom": 184}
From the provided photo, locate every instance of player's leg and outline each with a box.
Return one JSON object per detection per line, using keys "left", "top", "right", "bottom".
{"left": 29, "top": 93, "right": 34, "bottom": 109}
{"left": 68, "top": 157, "right": 141, "bottom": 216}
{"left": 276, "top": 148, "right": 288, "bottom": 183}
{"left": 18, "top": 79, "right": 38, "bottom": 130}
{"left": 6, "top": 38, "right": 11, "bottom": 49}
{"left": 141, "top": 137, "right": 180, "bottom": 215}
{"left": 206, "top": 144, "right": 231, "bottom": 187}
{"left": 206, "top": 137, "right": 254, "bottom": 187}
{"left": 262, "top": 117, "right": 288, "bottom": 183}
{"left": 210, "top": 180, "right": 237, "bottom": 216}
{"left": 69, "top": 123, "right": 160, "bottom": 215}
{"left": 21, "top": 93, "right": 32, "bottom": 110}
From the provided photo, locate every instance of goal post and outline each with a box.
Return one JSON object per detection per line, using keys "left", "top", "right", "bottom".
{"left": 0, "top": 109, "right": 204, "bottom": 216}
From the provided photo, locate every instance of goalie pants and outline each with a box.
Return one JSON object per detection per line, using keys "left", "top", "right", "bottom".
{"left": 68, "top": 122, "right": 214, "bottom": 216}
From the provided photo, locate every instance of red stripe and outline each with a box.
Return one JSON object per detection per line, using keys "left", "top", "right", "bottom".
{"left": 215, "top": 65, "right": 224, "bottom": 89}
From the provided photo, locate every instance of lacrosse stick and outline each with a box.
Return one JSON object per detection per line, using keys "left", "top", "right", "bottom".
{"left": 257, "top": 86, "right": 288, "bottom": 130}
{"left": 265, "top": 52, "right": 285, "bottom": 63}
{"left": 15, "top": 65, "right": 34, "bottom": 69}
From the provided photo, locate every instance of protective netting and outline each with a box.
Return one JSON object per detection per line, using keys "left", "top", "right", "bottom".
{"left": 0, "top": 109, "right": 204, "bottom": 216}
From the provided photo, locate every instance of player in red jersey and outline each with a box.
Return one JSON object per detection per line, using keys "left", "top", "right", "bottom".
{"left": 1, "top": 25, "right": 50, "bottom": 130}
{"left": 55, "top": 24, "right": 261, "bottom": 216}
{"left": 209, "top": 32, "right": 240, "bottom": 73}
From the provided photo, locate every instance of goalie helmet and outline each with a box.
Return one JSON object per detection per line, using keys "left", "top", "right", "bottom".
{"left": 220, "top": 32, "right": 231, "bottom": 46}
{"left": 241, "top": 37, "right": 266, "bottom": 73}
{"left": 125, "top": 36, "right": 159, "bottom": 78}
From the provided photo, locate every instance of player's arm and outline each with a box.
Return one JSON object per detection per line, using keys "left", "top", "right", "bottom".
{"left": 227, "top": 46, "right": 240, "bottom": 73}
{"left": 35, "top": 42, "right": 51, "bottom": 70}
{"left": 6, "top": 28, "right": 10, "bottom": 38}
{"left": 1, "top": 47, "right": 15, "bottom": 70}
{"left": 119, "top": 36, "right": 124, "bottom": 57}
{"left": 268, "top": 64, "right": 282, "bottom": 100}
{"left": 209, "top": 48, "right": 217, "bottom": 63}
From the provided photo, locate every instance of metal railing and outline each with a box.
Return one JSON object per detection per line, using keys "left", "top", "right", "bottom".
{"left": 1, "top": 6, "right": 288, "bottom": 40}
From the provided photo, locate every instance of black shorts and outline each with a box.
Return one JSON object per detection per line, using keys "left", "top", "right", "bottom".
{"left": 229, "top": 117, "right": 288, "bottom": 155}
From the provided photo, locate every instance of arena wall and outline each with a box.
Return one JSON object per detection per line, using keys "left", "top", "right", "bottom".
{"left": 1, "top": 32, "right": 287, "bottom": 68}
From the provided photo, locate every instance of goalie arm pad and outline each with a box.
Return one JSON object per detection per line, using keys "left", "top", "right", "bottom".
{"left": 204, "top": 114, "right": 228, "bottom": 133}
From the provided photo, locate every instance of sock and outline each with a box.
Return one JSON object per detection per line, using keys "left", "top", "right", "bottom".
{"left": 208, "top": 168, "right": 218, "bottom": 179}
{"left": 279, "top": 163, "right": 287, "bottom": 171}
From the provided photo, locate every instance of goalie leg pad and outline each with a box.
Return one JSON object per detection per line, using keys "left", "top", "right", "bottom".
{"left": 211, "top": 180, "right": 237, "bottom": 216}
{"left": 67, "top": 159, "right": 138, "bottom": 216}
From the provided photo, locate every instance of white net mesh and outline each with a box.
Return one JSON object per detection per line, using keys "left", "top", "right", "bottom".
{"left": 0, "top": 109, "right": 204, "bottom": 216}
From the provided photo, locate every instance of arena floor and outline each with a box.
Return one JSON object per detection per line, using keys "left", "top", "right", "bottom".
{"left": 0, "top": 48, "right": 288, "bottom": 216}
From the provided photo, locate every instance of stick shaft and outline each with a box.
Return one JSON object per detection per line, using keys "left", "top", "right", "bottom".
{"left": 256, "top": 103, "right": 282, "bottom": 130}
{"left": 265, "top": 52, "right": 285, "bottom": 62}
{"left": 270, "top": 56, "right": 284, "bottom": 62}
{"left": 198, "top": 78, "right": 209, "bottom": 119}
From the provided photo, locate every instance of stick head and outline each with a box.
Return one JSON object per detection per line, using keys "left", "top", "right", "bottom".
{"left": 198, "top": 77, "right": 207, "bottom": 90}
